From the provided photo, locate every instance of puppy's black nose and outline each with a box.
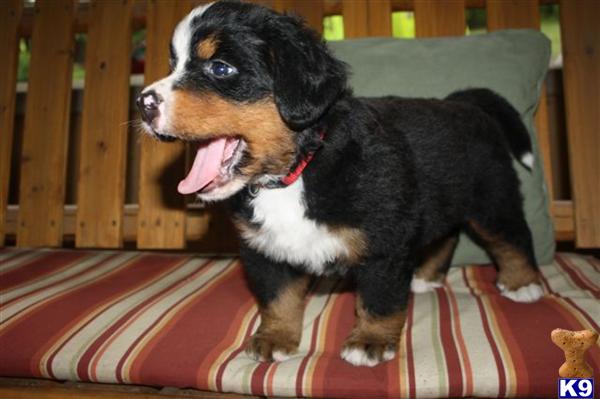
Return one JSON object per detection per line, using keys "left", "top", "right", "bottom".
{"left": 136, "top": 90, "right": 162, "bottom": 123}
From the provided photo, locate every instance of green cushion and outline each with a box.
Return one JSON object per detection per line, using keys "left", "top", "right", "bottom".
{"left": 329, "top": 30, "right": 555, "bottom": 266}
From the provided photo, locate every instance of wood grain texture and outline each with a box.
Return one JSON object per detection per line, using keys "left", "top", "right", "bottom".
{"left": 560, "top": 0, "right": 600, "bottom": 247}
{"left": 485, "top": 0, "right": 555, "bottom": 203}
{"left": 553, "top": 200, "right": 575, "bottom": 241}
{"left": 16, "top": 0, "right": 75, "bottom": 247}
{"left": 287, "top": 0, "right": 324, "bottom": 34}
{"left": 342, "top": 0, "right": 369, "bottom": 38}
{"left": 0, "top": 0, "right": 22, "bottom": 245}
{"left": 368, "top": 0, "right": 392, "bottom": 37}
{"left": 414, "top": 0, "right": 466, "bottom": 37}
{"left": 535, "top": 86, "right": 555, "bottom": 203}
{"left": 6, "top": 204, "right": 215, "bottom": 246}
{"left": 75, "top": 0, "right": 133, "bottom": 248}
{"left": 486, "top": 0, "right": 540, "bottom": 31}
{"left": 137, "top": 0, "right": 192, "bottom": 249}
{"left": 271, "top": 0, "right": 292, "bottom": 13}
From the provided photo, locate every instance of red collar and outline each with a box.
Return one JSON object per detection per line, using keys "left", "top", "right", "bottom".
{"left": 281, "top": 130, "right": 325, "bottom": 186}
{"left": 254, "top": 131, "right": 325, "bottom": 191}
{"left": 280, "top": 150, "right": 317, "bottom": 186}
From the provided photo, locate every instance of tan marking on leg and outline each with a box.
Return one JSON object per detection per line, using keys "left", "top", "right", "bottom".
{"left": 246, "top": 276, "right": 309, "bottom": 361}
{"left": 170, "top": 92, "right": 296, "bottom": 176}
{"left": 415, "top": 235, "right": 458, "bottom": 281}
{"left": 329, "top": 226, "right": 368, "bottom": 264}
{"left": 196, "top": 35, "right": 219, "bottom": 59}
{"left": 342, "top": 297, "right": 406, "bottom": 365}
{"left": 469, "top": 220, "right": 538, "bottom": 290}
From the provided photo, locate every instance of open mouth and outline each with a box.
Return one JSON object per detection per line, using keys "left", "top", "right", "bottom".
{"left": 177, "top": 136, "right": 245, "bottom": 195}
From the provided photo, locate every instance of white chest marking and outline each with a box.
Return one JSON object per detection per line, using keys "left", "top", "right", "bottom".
{"left": 242, "top": 178, "right": 350, "bottom": 274}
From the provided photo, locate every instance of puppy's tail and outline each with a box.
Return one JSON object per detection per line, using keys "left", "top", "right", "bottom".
{"left": 446, "top": 88, "right": 534, "bottom": 171}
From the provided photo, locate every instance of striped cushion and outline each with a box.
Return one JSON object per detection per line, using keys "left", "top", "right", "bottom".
{"left": 0, "top": 248, "right": 598, "bottom": 398}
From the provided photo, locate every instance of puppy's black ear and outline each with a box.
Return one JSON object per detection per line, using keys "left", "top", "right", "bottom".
{"left": 267, "top": 15, "right": 347, "bottom": 131}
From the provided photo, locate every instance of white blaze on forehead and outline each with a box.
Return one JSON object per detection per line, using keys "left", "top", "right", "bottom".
{"left": 172, "top": 2, "right": 213, "bottom": 74}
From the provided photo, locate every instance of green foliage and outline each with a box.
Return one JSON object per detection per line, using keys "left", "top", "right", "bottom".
{"left": 323, "top": 15, "right": 344, "bottom": 41}
{"left": 392, "top": 12, "right": 415, "bottom": 38}
{"left": 17, "top": 39, "right": 30, "bottom": 82}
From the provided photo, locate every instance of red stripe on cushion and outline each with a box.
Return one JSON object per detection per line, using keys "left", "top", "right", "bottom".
{"left": 79, "top": 259, "right": 215, "bottom": 382}
{"left": 126, "top": 263, "right": 251, "bottom": 388}
{"left": 556, "top": 256, "right": 600, "bottom": 297}
{"left": 462, "top": 267, "right": 507, "bottom": 397}
{"left": 295, "top": 306, "right": 323, "bottom": 397}
{"left": 0, "top": 254, "right": 183, "bottom": 378}
{"left": 310, "top": 285, "right": 352, "bottom": 398}
{"left": 0, "top": 250, "right": 88, "bottom": 290}
{"left": 436, "top": 288, "right": 463, "bottom": 397}
{"left": 446, "top": 285, "right": 474, "bottom": 397}
{"left": 405, "top": 295, "right": 416, "bottom": 399}
{"left": 477, "top": 265, "right": 583, "bottom": 398}
{"left": 2, "top": 253, "right": 122, "bottom": 310}
{"left": 195, "top": 296, "right": 256, "bottom": 390}
{"left": 214, "top": 311, "right": 260, "bottom": 392}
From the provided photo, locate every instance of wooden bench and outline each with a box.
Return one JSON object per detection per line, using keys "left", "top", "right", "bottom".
{"left": 1, "top": 0, "right": 598, "bottom": 397}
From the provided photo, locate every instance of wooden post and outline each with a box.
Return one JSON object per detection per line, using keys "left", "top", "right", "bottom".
{"left": 486, "top": 0, "right": 555, "bottom": 203}
{"left": 17, "top": 0, "right": 76, "bottom": 247}
{"left": 76, "top": 0, "right": 133, "bottom": 248}
{"left": 342, "top": 0, "right": 369, "bottom": 38}
{"left": 0, "top": 0, "right": 22, "bottom": 244}
{"left": 414, "top": 0, "right": 465, "bottom": 37}
{"left": 368, "top": 0, "right": 392, "bottom": 37}
{"left": 287, "top": 0, "right": 325, "bottom": 34}
{"left": 560, "top": 0, "right": 600, "bottom": 247}
{"left": 137, "top": 0, "right": 192, "bottom": 249}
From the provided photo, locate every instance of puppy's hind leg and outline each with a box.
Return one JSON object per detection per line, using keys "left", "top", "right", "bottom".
{"left": 467, "top": 217, "right": 544, "bottom": 303}
{"left": 411, "top": 234, "right": 459, "bottom": 293}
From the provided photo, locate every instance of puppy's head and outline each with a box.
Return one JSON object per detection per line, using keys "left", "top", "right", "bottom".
{"left": 137, "top": 1, "right": 347, "bottom": 201}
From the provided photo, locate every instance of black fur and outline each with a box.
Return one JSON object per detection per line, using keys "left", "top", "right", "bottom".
{"left": 165, "top": 1, "right": 538, "bottom": 319}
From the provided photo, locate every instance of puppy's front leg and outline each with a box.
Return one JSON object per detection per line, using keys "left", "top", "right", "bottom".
{"left": 341, "top": 256, "right": 411, "bottom": 367}
{"left": 241, "top": 245, "right": 309, "bottom": 362}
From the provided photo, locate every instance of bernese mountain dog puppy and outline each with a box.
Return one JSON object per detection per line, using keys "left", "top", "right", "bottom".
{"left": 137, "top": 0, "right": 544, "bottom": 367}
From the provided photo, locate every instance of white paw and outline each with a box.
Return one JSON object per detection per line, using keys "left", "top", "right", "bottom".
{"left": 340, "top": 347, "right": 396, "bottom": 367}
{"left": 341, "top": 347, "right": 378, "bottom": 367}
{"left": 411, "top": 277, "right": 443, "bottom": 293}
{"left": 498, "top": 282, "right": 544, "bottom": 303}
{"left": 382, "top": 349, "right": 396, "bottom": 362}
{"left": 272, "top": 350, "right": 292, "bottom": 362}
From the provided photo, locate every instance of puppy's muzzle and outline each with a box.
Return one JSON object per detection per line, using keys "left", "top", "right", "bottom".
{"left": 136, "top": 90, "right": 176, "bottom": 142}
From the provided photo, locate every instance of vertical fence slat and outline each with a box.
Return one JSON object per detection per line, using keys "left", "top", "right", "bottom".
{"left": 368, "top": 0, "right": 392, "bottom": 37}
{"left": 486, "top": 0, "right": 540, "bottom": 30}
{"left": 137, "top": 0, "right": 191, "bottom": 249}
{"left": 0, "top": 0, "right": 22, "bottom": 244}
{"left": 75, "top": 0, "right": 133, "bottom": 248}
{"left": 414, "top": 0, "right": 465, "bottom": 37}
{"left": 17, "top": 0, "right": 75, "bottom": 247}
{"left": 560, "top": 0, "right": 600, "bottom": 247}
{"left": 486, "top": 1, "right": 555, "bottom": 202}
{"left": 288, "top": 0, "right": 324, "bottom": 34}
{"left": 342, "top": 0, "right": 369, "bottom": 38}
{"left": 271, "top": 0, "right": 291, "bottom": 13}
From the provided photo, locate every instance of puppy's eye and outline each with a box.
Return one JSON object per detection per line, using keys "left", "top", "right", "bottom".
{"left": 206, "top": 60, "right": 237, "bottom": 78}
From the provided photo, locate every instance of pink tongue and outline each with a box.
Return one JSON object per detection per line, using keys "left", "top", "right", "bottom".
{"left": 178, "top": 138, "right": 227, "bottom": 194}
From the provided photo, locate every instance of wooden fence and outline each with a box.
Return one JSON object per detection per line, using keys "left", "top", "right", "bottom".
{"left": 1, "top": 0, "right": 598, "bottom": 250}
